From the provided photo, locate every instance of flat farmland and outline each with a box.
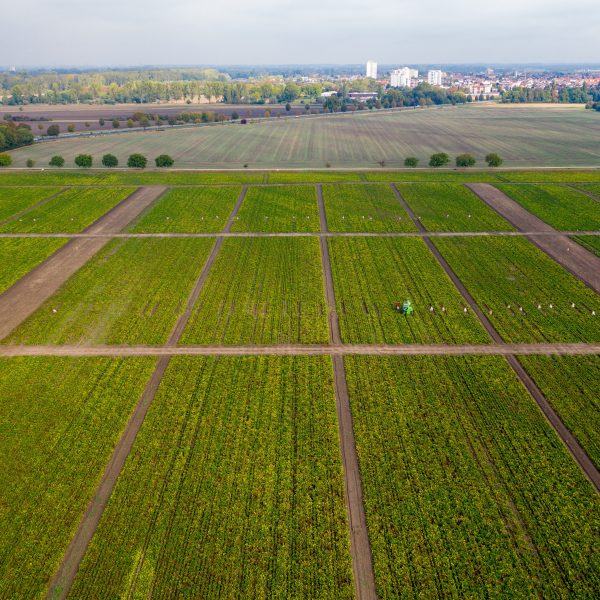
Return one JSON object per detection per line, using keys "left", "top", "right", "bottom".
{"left": 495, "top": 184, "right": 600, "bottom": 230}
{"left": 231, "top": 185, "right": 319, "bottom": 232}
{"left": 69, "top": 356, "right": 353, "bottom": 600}
{"left": 0, "top": 357, "right": 155, "bottom": 599}
{"left": 181, "top": 238, "right": 328, "bottom": 345}
{"left": 346, "top": 355, "right": 600, "bottom": 598}
{"left": 0, "top": 187, "right": 61, "bottom": 221}
{"left": 128, "top": 186, "right": 240, "bottom": 232}
{"left": 0, "top": 238, "right": 67, "bottom": 294}
{"left": 0, "top": 187, "right": 134, "bottom": 233}
{"left": 434, "top": 236, "right": 600, "bottom": 342}
{"left": 397, "top": 183, "right": 515, "bottom": 231}
{"left": 519, "top": 355, "right": 600, "bottom": 468}
{"left": 328, "top": 237, "right": 489, "bottom": 344}
{"left": 5, "top": 238, "right": 214, "bottom": 345}
{"left": 574, "top": 235, "right": 600, "bottom": 256}
{"left": 322, "top": 184, "right": 415, "bottom": 232}
{"left": 8, "top": 104, "right": 600, "bottom": 168}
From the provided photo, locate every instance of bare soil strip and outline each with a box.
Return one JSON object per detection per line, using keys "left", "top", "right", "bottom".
{"left": 0, "top": 187, "right": 67, "bottom": 227}
{"left": 44, "top": 187, "right": 246, "bottom": 600}
{"left": 467, "top": 183, "right": 600, "bottom": 293}
{"left": 393, "top": 183, "right": 600, "bottom": 493}
{"left": 1, "top": 343, "right": 598, "bottom": 357}
{"left": 318, "top": 184, "right": 378, "bottom": 600}
{"left": 0, "top": 186, "right": 166, "bottom": 340}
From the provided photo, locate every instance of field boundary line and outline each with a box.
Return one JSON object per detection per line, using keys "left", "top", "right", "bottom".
{"left": 318, "top": 184, "right": 378, "bottom": 600}
{"left": 0, "top": 187, "right": 69, "bottom": 228}
{"left": 466, "top": 183, "right": 600, "bottom": 294}
{"left": 567, "top": 183, "right": 600, "bottom": 204}
{"left": 392, "top": 183, "right": 600, "bottom": 493}
{"left": 44, "top": 186, "right": 247, "bottom": 600}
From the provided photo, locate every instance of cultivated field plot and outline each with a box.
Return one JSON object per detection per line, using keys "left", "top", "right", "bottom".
{"left": 181, "top": 238, "right": 328, "bottom": 345}
{"left": 322, "top": 184, "right": 415, "bottom": 232}
{"left": 5, "top": 238, "right": 214, "bottom": 345}
{"left": 576, "top": 183, "right": 600, "bottom": 197}
{"left": 346, "top": 355, "right": 600, "bottom": 599}
{"left": 495, "top": 184, "right": 600, "bottom": 230}
{"left": 574, "top": 235, "right": 600, "bottom": 256}
{"left": 0, "top": 238, "right": 66, "bottom": 295}
{"left": 328, "top": 237, "right": 489, "bottom": 344}
{"left": 69, "top": 356, "right": 353, "bottom": 600}
{"left": 397, "top": 183, "right": 515, "bottom": 231}
{"left": 128, "top": 186, "right": 240, "bottom": 232}
{"left": 231, "top": 185, "right": 319, "bottom": 232}
{"left": 0, "top": 187, "right": 134, "bottom": 233}
{"left": 519, "top": 355, "right": 600, "bottom": 468}
{"left": 0, "top": 357, "right": 155, "bottom": 599}
{"left": 434, "top": 237, "right": 600, "bottom": 342}
{"left": 0, "top": 187, "right": 61, "bottom": 222}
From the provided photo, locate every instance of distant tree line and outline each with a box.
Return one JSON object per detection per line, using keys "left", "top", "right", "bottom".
{"left": 500, "top": 82, "right": 599, "bottom": 104}
{"left": 0, "top": 120, "right": 34, "bottom": 151}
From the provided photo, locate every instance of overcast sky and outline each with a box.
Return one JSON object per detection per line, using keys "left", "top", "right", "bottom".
{"left": 4, "top": 0, "right": 599, "bottom": 67}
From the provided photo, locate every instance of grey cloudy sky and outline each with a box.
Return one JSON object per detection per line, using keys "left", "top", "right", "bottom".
{"left": 4, "top": 0, "right": 599, "bottom": 66}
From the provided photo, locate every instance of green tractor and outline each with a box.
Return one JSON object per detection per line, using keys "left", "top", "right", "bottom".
{"left": 395, "top": 299, "right": 414, "bottom": 315}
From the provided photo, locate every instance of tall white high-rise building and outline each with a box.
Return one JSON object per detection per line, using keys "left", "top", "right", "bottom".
{"left": 390, "top": 67, "right": 418, "bottom": 88}
{"left": 366, "top": 61, "right": 378, "bottom": 79}
{"left": 427, "top": 70, "right": 443, "bottom": 86}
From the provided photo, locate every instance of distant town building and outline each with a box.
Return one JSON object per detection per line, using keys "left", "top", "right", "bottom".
{"left": 390, "top": 67, "right": 418, "bottom": 88}
{"left": 366, "top": 61, "right": 378, "bottom": 79}
{"left": 427, "top": 70, "right": 443, "bottom": 86}
{"left": 348, "top": 92, "right": 378, "bottom": 101}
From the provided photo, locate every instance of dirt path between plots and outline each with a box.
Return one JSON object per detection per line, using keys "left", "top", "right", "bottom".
{"left": 44, "top": 186, "right": 247, "bottom": 600}
{"left": 393, "top": 183, "right": 600, "bottom": 493}
{"left": 318, "top": 184, "right": 377, "bottom": 600}
{"left": 0, "top": 186, "right": 166, "bottom": 341}
{"left": 467, "top": 183, "right": 600, "bottom": 293}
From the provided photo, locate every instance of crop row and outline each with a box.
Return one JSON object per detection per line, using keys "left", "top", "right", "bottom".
{"left": 0, "top": 356, "right": 155, "bottom": 599}
{"left": 328, "top": 237, "right": 489, "bottom": 344}
{"left": 0, "top": 186, "right": 60, "bottom": 222}
{"left": 0, "top": 187, "right": 135, "bottom": 233}
{"left": 322, "top": 184, "right": 415, "bottom": 232}
{"left": 181, "top": 238, "right": 329, "bottom": 344}
{"left": 433, "top": 236, "right": 600, "bottom": 342}
{"left": 129, "top": 186, "right": 241, "bottom": 233}
{"left": 5, "top": 238, "right": 214, "bottom": 345}
{"left": 496, "top": 184, "right": 600, "bottom": 231}
{"left": 346, "top": 355, "right": 600, "bottom": 598}
{"left": 69, "top": 356, "right": 353, "bottom": 599}
{"left": 231, "top": 185, "right": 319, "bottom": 232}
{"left": 397, "top": 183, "right": 514, "bottom": 231}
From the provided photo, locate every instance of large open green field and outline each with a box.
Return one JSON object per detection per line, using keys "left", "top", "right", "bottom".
{"left": 0, "top": 187, "right": 61, "bottom": 221}
{"left": 7, "top": 104, "right": 600, "bottom": 168}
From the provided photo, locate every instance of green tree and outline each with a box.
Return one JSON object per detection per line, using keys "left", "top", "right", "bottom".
{"left": 485, "top": 153, "right": 503, "bottom": 167}
{"left": 67, "top": 124, "right": 75, "bottom": 133}
{"left": 455, "top": 153, "right": 476, "bottom": 167}
{"left": 46, "top": 124, "right": 60, "bottom": 137}
{"left": 429, "top": 152, "right": 449, "bottom": 167}
{"left": 285, "top": 103, "right": 291, "bottom": 112}
{"left": 127, "top": 153, "right": 147, "bottom": 168}
{"left": 231, "top": 111, "right": 239, "bottom": 120}
{"left": 74, "top": 154, "right": 93, "bottom": 168}
{"left": 0, "top": 153, "right": 12, "bottom": 167}
{"left": 99, "top": 118, "right": 105, "bottom": 126}
{"left": 127, "top": 119, "right": 134, "bottom": 128}
{"left": 139, "top": 116, "right": 150, "bottom": 129}
{"left": 49, "top": 155, "right": 65, "bottom": 167}
{"left": 26, "top": 159, "right": 35, "bottom": 168}
{"left": 155, "top": 154, "right": 174, "bottom": 167}
{"left": 112, "top": 119, "right": 120, "bottom": 129}
{"left": 102, "top": 153, "right": 118, "bottom": 167}
{"left": 404, "top": 157, "right": 419, "bottom": 167}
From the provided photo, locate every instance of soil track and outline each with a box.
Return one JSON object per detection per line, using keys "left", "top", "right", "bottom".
{"left": 0, "top": 186, "right": 166, "bottom": 340}
{"left": 392, "top": 183, "right": 600, "bottom": 493}
{"left": 44, "top": 186, "right": 247, "bottom": 600}
{"left": 467, "top": 183, "right": 600, "bottom": 293}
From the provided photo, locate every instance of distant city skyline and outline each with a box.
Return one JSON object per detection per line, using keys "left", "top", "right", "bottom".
{"left": 3, "top": 0, "right": 599, "bottom": 67}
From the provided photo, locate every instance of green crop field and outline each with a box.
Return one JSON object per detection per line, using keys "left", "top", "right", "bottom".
{"left": 5, "top": 238, "right": 214, "bottom": 345}
{"left": 322, "top": 184, "right": 415, "bottom": 232}
{"left": 496, "top": 184, "right": 600, "bottom": 230}
{"left": 181, "top": 238, "right": 328, "bottom": 344}
{"left": 0, "top": 357, "right": 155, "bottom": 599}
{"left": 434, "top": 236, "right": 600, "bottom": 342}
{"left": 0, "top": 238, "right": 67, "bottom": 294}
{"left": 328, "top": 237, "right": 489, "bottom": 344}
{"left": 574, "top": 235, "right": 600, "bottom": 256}
{"left": 0, "top": 187, "right": 134, "bottom": 233}
{"left": 231, "top": 185, "right": 319, "bottom": 232}
{"left": 6, "top": 105, "right": 600, "bottom": 168}
{"left": 0, "top": 187, "right": 61, "bottom": 221}
{"left": 519, "top": 355, "right": 600, "bottom": 468}
{"left": 69, "top": 356, "right": 353, "bottom": 599}
{"left": 128, "top": 186, "right": 240, "bottom": 232}
{"left": 346, "top": 355, "right": 600, "bottom": 598}
{"left": 576, "top": 183, "right": 600, "bottom": 197}
{"left": 397, "top": 183, "right": 515, "bottom": 231}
